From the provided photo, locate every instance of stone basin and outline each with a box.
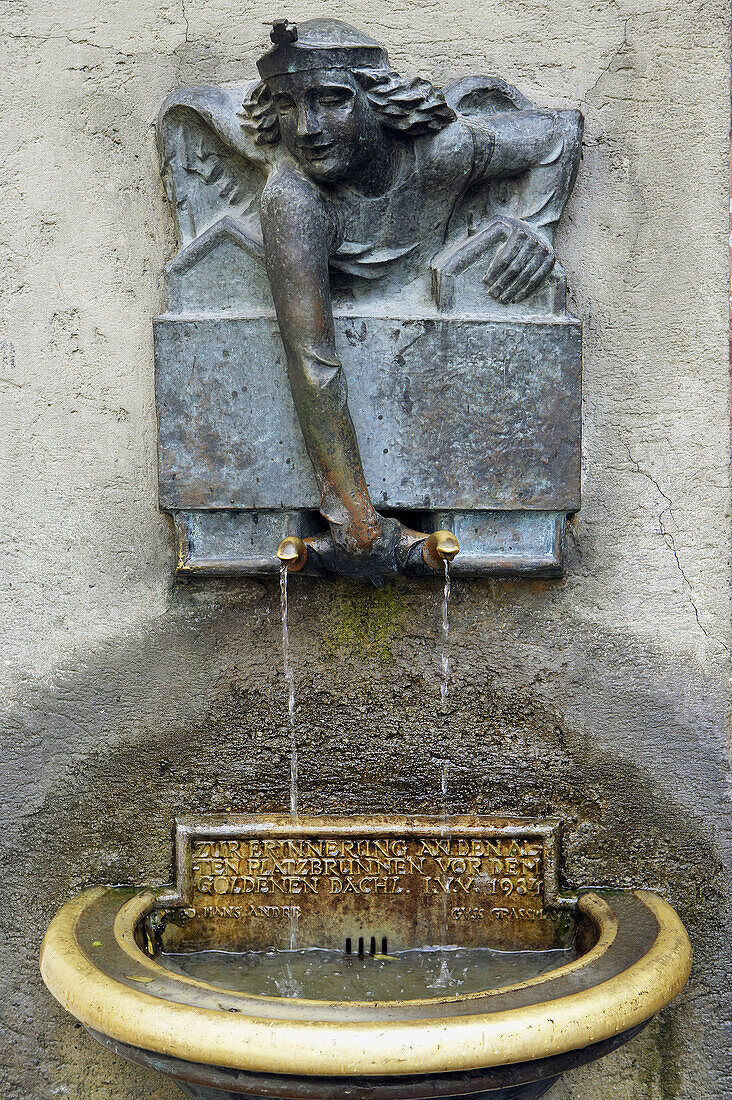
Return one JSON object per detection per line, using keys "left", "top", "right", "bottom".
{"left": 40, "top": 815, "right": 691, "bottom": 1100}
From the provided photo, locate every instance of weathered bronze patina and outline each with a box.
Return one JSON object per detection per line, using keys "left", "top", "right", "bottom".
{"left": 155, "top": 19, "right": 584, "bottom": 581}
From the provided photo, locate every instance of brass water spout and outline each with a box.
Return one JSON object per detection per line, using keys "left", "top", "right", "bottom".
{"left": 423, "top": 530, "right": 460, "bottom": 569}
{"left": 276, "top": 536, "right": 308, "bottom": 572}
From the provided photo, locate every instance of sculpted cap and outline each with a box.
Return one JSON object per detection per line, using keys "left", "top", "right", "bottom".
{"left": 257, "top": 18, "right": 389, "bottom": 80}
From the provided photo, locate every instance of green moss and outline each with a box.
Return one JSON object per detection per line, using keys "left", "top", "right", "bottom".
{"left": 656, "top": 1009, "right": 683, "bottom": 1099}
{"left": 322, "top": 581, "right": 404, "bottom": 662}
{"left": 552, "top": 911, "right": 575, "bottom": 945}
{"left": 637, "top": 1010, "right": 683, "bottom": 1100}
{"left": 638, "top": 1037, "right": 661, "bottom": 1100}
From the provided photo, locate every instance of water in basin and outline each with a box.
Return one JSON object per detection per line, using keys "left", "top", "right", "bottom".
{"left": 157, "top": 943, "right": 578, "bottom": 1000}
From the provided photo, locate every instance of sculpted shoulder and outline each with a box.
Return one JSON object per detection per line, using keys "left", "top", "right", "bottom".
{"left": 413, "top": 118, "right": 479, "bottom": 188}
{"left": 261, "top": 167, "right": 324, "bottom": 218}
{"left": 260, "top": 166, "right": 342, "bottom": 260}
{"left": 261, "top": 168, "right": 340, "bottom": 247}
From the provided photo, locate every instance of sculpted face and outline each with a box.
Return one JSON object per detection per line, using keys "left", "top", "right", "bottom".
{"left": 267, "top": 68, "right": 383, "bottom": 183}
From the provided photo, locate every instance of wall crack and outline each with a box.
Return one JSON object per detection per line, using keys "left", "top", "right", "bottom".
{"left": 623, "top": 442, "right": 729, "bottom": 654}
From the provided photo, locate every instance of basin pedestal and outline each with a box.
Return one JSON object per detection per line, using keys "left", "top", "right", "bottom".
{"left": 92, "top": 1026, "right": 649, "bottom": 1100}
{"left": 176, "top": 1081, "right": 558, "bottom": 1100}
{"left": 175, "top": 1085, "right": 560, "bottom": 1100}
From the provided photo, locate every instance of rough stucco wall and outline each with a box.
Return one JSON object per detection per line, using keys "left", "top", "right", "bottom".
{"left": 1, "top": 0, "right": 730, "bottom": 1097}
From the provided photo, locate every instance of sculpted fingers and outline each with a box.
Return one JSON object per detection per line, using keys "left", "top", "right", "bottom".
{"left": 510, "top": 251, "right": 556, "bottom": 302}
{"left": 497, "top": 245, "right": 551, "bottom": 302}
{"left": 485, "top": 228, "right": 524, "bottom": 288}
{"left": 484, "top": 221, "right": 558, "bottom": 303}
{"left": 488, "top": 238, "right": 534, "bottom": 298}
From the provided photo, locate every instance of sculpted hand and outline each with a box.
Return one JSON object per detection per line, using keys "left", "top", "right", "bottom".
{"left": 330, "top": 513, "right": 416, "bottom": 583}
{"left": 297, "top": 513, "right": 430, "bottom": 585}
{"left": 484, "top": 218, "right": 556, "bottom": 304}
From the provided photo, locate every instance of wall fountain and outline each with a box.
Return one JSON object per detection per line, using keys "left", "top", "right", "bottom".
{"left": 41, "top": 18, "right": 691, "bottom": 1100}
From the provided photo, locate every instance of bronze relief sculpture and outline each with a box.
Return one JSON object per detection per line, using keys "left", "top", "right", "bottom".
{"left": 156, "top": 19, "right": 583, "bottom": 582}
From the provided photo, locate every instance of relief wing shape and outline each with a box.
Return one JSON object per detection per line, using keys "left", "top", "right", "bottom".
{"left": 444, "top": 74, "right": 533, "bottom": 116}
{"left": 157, "top": 84, "right": 273, "bottom": 250}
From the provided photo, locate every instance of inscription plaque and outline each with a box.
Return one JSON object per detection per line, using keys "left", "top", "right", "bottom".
{"left": 155, "top": 815, "right": 574, "bottom": 954}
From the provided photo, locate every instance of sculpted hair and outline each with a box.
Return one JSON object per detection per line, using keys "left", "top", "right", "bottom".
{"left": 240, "top": 68, "right": 456, "bottom": 144}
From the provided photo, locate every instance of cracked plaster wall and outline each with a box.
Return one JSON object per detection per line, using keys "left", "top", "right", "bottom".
{"left": 0, "top": 1, "right": 731, "bottom": 1098}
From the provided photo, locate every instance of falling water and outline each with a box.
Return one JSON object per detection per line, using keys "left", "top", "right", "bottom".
{"left": 429, "top": 554, "right": 451, "bottom": 994}
{"left": 279, "top": 563, "right": 298, "bottom": 820}
{"left": 440, "top": 559, "right": 451, "bottom": 707}
{"left": 279, "top": 563, "right": 301, "bottom": 980}
{"left": 431, "top": 558, "right": 454, "bottom": 989}
{"left": 432, "top": 760, "right": 453, "bottom": 990}
{"left": 277, "top": 897, "right": 301, "bottom": 995}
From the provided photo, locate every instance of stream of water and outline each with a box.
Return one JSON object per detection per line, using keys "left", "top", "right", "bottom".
{"left": 440, "top": 559, "right": 451, "bottom": 706}
{"left": 279, "top": 563, "right": 298, "bottom": 820}
{"left": 433, "top": 560, "right": 454, "bottom": 988}
{"left": 280, "top": 563, "right": 301, "bottom": 984}
{"left": 432, "top": 759, "right": 453, "bottom": 989}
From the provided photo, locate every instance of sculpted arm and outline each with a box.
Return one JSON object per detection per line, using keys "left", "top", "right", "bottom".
{"left": 260, "top": 170, "right": 383, "bottom": 565}
{"left": 467, "top": 109, "right": 583, "bottom": 302}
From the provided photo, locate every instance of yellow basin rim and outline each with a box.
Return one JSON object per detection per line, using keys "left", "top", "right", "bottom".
{"left": 40, "top": 887, "right": 691, "bottom": 1077}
